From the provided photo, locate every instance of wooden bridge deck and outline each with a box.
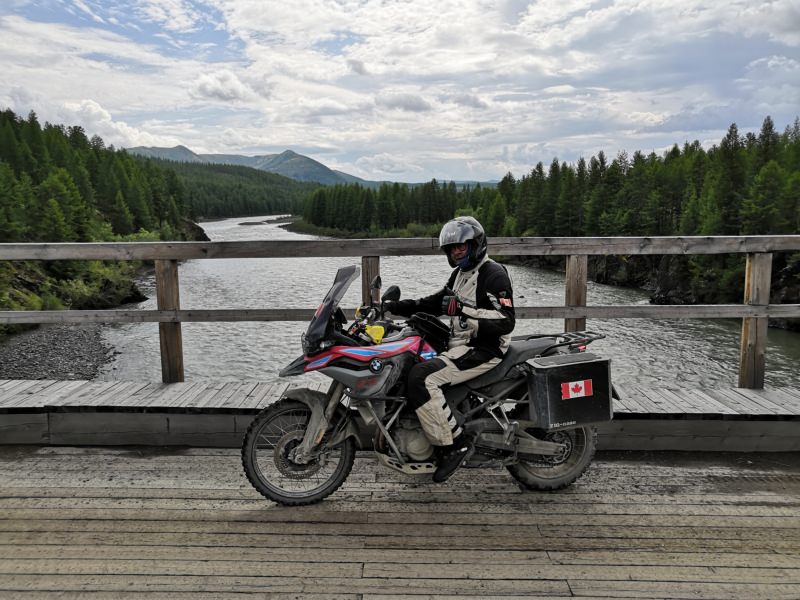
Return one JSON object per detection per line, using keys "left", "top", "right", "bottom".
{"left": 1, "top": 379, "right": 799, "bottom": 450}
{"left": 0, "top": 445, "right": 798, "bottom": 599}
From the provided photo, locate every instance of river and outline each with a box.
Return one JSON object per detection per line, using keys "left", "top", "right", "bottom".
{"left": 98, "top": 216, "right": 800, "bottom": 388}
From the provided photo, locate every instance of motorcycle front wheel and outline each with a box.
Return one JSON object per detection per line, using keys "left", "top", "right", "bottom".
{"left": 506, "top": 425, "right": 596, "bottom": 491}
{"left": 241, "top": 399, "right": 355, "bottom": 506}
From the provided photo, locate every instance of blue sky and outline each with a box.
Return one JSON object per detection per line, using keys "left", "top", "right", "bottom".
{"left": 1, "top": 0, "right": 799, "bottom": 182}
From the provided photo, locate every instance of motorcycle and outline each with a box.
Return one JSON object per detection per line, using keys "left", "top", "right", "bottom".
{"left": 242, "top": 265, "right": 613, "bottom": 505}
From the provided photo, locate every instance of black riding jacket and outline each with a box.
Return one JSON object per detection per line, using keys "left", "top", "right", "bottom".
{"left": 392, "top": 257, "right": 515, "bottom": 357}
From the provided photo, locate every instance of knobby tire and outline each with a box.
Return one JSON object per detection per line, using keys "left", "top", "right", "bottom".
{"left": 241, "top": 399, "right": 355, "bottom": 506}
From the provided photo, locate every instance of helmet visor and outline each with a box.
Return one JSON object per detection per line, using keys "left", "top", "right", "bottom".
{"left": 439, "top": 220, "right": 475, "bottom": 249}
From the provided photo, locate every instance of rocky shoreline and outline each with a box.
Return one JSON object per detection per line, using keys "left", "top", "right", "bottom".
{"left": 0, "top": 323, "right": 115, "bottom": 380}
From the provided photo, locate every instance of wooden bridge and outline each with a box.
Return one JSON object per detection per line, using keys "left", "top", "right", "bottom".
{"left": 1, "top": 235, "right": 800, "bottom": 598}
{"left": 1, "top": 234, "right": 800, "bottom": 450}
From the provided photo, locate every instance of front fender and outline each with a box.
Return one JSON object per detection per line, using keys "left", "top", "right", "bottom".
{"left": 279, "top": 355, "right": 308, "bottom": 377}
{"left": 285, "top": 387, "right": 362, "bottom": 460}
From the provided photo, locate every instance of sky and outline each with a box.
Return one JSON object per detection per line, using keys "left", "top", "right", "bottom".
{"left": 1, "top": 1, "right": 799, "bottom": 183}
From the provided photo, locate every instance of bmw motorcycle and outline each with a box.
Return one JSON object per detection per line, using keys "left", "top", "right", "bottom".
{"left": 242, "top": 265, "right": 613, "bottom": 506}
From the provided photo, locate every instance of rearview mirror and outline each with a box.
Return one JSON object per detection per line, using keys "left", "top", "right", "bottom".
{"left": 381, "top": 285, "right": 401, "bottom": 303}
{"left": 370, "top": 275, "right": 382, "bottom": 290}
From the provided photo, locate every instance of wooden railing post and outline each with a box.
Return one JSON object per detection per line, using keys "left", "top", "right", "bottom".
{"left": 565, "top": 255, "right": 588, "bottom": 332}
{"left": 155, "top": 259, "right": 184, "bottom": 383}
{"left": 738, "top": 252, "right": 772, "bottom": 389}
{"left": 361, "top": 256, "right": 380, "bottom": 306}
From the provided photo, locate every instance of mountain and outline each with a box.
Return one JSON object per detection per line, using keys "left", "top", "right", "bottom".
{"left": 126, "top": 145, "right": 373, "bottom": 186}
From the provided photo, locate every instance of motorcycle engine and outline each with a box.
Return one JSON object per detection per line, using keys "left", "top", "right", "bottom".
{"left": 394, "top": 416, "right": 434, "bottom": 461}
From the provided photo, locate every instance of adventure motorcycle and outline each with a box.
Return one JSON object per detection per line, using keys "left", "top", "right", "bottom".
{"left": 242, "top": 265, "right": 613, "bottom": 506}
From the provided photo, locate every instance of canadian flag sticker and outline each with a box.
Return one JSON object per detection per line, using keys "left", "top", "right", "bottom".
{"left": 561, "top": 379, "right": 593, "bottom": 400}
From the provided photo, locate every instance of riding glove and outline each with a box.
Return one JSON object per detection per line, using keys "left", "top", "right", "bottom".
{"left": 383, "top": 300, "right": 401, "bottom": 315}
{"left": 441, "top": 295, "right": 464, "bottom": 316}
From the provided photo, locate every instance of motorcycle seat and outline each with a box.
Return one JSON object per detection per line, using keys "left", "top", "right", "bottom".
{"left": 455, "top": 336, "right": 558, "bottom": 391}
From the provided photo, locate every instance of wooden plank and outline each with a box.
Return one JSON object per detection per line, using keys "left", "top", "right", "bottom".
{"left": 708, "top": 388, "right": 781, "bottom": 416}
{"left": 173, "top": 382, "right": 229, "bottom": 409}
{"left": 565, "top": 254, "right": 587, "bottom": 332}
{"left": 102, "top": 382, "right": 155, "bottom": 408}
{"left": 646, "top": 387, "right": 699, "bottom": 413}
{"left": 192, "top": 382, "right": 249, "bottom": 409}
{"left": 0, "top": 544, "right": 552, "bottom": 565}
{"left": 165, "top": 382, "right": 218, "bottom": 408}
{"left": 155, "top": 259, "right": 184, "bottom": 383}
{"left": 0, "top": 380, "right": 42, "bottom": 403}
{"left": 0, "top": 574, "right": 572, "bottom": 596}
{"left": 231, "top": 382, "right": 276, "bottom": 410}
{"left": 739, "top": 252, "right": 772, "bottom": 389}
{"left": 115, "top": 383, "right": 164, "bottom": 407}
{"left": 216, "top": 383, "right": 259, "bottom": 410}
{"left": 781, "top": 387, "right": 800, "bottom": 402}
{"left": 137, "top": 382, "right": 202, "bottom": 409}
{"left": 735, "top": 388, "right": 800, "bottom": 416}
{"left": 43, "top": 380, "right": 99, "bottom": 406}
{"left": 568, "top": 580, "right": 800, "bottom": 600}
{"left": 676, "top": 388, "right": 741, "bottom": 415}
{"left": 361, "top": 256, "right": 381, "bottom": 306}
{"left": 5, "top": 303, "right": 800, "bottom": 325}
{"left": 3, "top": 235, "right": 800, "bottom": 261}
{"left": 1, "top": 506, "right": 796, "bottom": 530}
{"left": 56, "top": 382, "right": 117, "bottom": 407}
{"left": 4, "top": 380, "right": 63, "bottom": 408}
{"left": 82, "top": 382, "right": 147, "bottom": 407}
{"left": 631, "top": 386, "right": 678, "bottom": 413}
{"left": 17, "top": 380, "right": 77, "bottom": 405}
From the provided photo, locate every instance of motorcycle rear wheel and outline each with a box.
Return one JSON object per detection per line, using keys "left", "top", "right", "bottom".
{"left": 506, "top": 425, "right": 596, "bottom": 491}
{"left": 242, "top": 399, "right": 355, "bottom": 506}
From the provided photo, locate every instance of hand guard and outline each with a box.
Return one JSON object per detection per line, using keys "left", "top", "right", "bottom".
{"left": 441, "top": 295, "right": 464, "bottom": 316}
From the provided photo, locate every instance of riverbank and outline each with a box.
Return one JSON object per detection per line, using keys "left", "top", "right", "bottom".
{"left": 0, "top": 323, "right": 115, "bottom": 380}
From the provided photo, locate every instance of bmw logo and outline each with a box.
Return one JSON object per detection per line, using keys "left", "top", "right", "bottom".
{"left": 369, "top": 358, "right": 384, "bottom": 373}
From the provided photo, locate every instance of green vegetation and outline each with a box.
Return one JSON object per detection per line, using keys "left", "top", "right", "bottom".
{"left": 0, "top": 109, "right": 199, "bottom": 335}
{"left": 144, "top": 159, "right": 318, "bottom": 219}
{"left": 301, "top": 117, "right": 800, "bottom": 307}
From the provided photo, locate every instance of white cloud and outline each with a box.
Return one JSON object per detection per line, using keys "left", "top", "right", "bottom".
{"left": 62, "top": 99, "right": 181, "bottom": 147}
{"left": 355, "top": 153, "right": 424, "bottom": 175}
{"left": 1, "top": 1, "right": 799, "bottom": 181}
{"left": 190, "top": 69, "right": 259, "bottom": 102}
{"left": 376, "top": 93, "right": 432, "bottom": 112}
{"left": 134, "top": 0, "right": 205, "bottom": 33}
{"left": 72, "top": 0, "right": 106, "bottom": 24}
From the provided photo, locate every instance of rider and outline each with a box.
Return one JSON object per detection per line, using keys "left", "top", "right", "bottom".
{"left": 384, "top": 216, "right": 515, "bottom": 482}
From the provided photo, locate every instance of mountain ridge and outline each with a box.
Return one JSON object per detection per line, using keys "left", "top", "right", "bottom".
{"left": 125, "top": 145, "right": 373, "bottom": 186}
{"left": 125, "top": 145, "right": 497, "bottom": 188}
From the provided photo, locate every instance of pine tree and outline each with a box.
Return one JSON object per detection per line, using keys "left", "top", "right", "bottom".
{"left": 485, "top": 192, "right": 507, "bottom": 236}
{"left": 0, "top": 162, "right": 25, "bottom": 241}
{"left": 40, "top": 198, "right": 70, "bottom": 241}
{"left": 110, "top": 191, "right": 134, "bottom": 235}
{"left": 740, "top": 160, "right": 787, "bottom": 234}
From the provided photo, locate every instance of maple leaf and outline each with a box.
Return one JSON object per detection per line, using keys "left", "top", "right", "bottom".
{"left": 571, "top": 383, "right": 583, "bottom": 394}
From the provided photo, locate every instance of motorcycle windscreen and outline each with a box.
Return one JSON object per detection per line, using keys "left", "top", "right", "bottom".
{"left": 305, "top": 265, "right": 360, "bottom": 347}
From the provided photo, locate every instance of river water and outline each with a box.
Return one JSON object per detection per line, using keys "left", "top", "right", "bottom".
{"left": 99, "top": 216, "right": 800, "bottom": 388}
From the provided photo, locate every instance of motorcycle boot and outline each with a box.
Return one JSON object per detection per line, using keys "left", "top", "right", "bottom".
{"left": 433, "top": 435, "right": 474, "bottom": 483}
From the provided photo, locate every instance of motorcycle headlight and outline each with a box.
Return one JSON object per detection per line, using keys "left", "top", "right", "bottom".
{"left": 301, "top": 332, "right": 315, "bottom": 355}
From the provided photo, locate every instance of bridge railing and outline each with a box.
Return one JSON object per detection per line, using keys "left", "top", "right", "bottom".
{"left": 2, "top": 235, "right": 800, "bottom": 388}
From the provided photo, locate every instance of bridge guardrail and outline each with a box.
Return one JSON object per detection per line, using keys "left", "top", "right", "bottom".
{"left": 2, "top": 235, "right": 800, "bottom": 388}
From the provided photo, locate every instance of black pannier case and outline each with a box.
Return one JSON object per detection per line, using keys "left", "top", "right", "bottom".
{"left": 527, "top": 352, "right": 612, "bottom": 431}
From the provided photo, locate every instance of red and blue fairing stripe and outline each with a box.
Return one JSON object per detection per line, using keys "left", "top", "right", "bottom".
{"left": 304, "top": 336, "right": 437, "bottom": 373}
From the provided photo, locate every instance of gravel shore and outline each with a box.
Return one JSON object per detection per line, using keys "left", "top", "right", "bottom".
{"left": 0, "top": 324, "right": 114, "bottom": 380}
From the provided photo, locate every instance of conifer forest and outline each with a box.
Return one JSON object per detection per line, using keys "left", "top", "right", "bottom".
{"left": 301, "top": 117, "right": 800, "bottom": 308}
{"left": 1, "top": 109, "right": 799, "bottom": 331}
